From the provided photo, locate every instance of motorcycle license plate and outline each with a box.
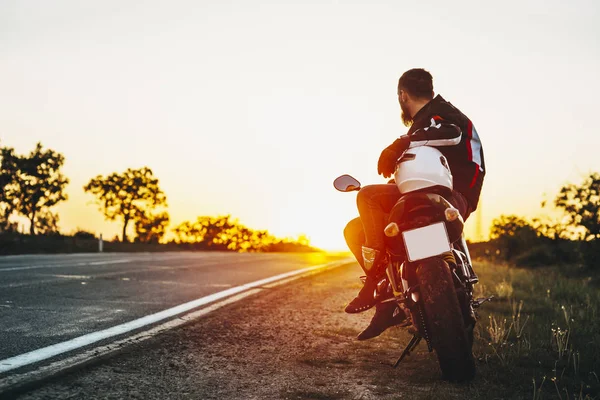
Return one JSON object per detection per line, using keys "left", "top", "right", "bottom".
{"left": 402, "top": 222, "right": 451, "bottom": 262}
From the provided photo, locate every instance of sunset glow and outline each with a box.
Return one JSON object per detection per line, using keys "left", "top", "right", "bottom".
{"left": 1, "top": 1, "right": 599, "bottom": 251}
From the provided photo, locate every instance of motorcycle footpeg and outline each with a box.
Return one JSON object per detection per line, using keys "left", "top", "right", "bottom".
{"left": 473, "top": 296, "right": 494, "bottom": 308}
{"left": 379, "top": 297, "right": 397, "bottom": 304}
{"left": 379, "top": 296, "right": 407, "bottom": 306}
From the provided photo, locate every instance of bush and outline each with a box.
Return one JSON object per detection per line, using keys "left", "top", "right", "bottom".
{"left": 73, "top": 229, "right": 96, "bottom": 240}
{"left": 513, "top": 244, "right": 558, "bottom": 268}
{"left": 494, "top": 280, "right": 514, "bottom": 299}
{"left": 576, "top": 240, "right": 600, "bottom": 271}
{"left": 490, "top": 215, "right": 538, "bottom": 261}
{"left": 487, "top": 216, "right": 584, "bottom": 269}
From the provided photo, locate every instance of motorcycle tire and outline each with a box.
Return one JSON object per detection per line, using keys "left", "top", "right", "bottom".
{"left": 416, "top": 257, "right": 476, "bottom": 382}
{"left": 456, "top": 287, "right": 476, "bottom": 351}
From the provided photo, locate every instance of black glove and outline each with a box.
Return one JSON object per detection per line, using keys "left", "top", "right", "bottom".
{"left": 377, "top": 136, "right": 410, "bottom": 178}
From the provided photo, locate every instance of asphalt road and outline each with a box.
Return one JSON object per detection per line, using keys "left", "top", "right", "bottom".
{"left": 0, "top": 252, "right": 346, "bottom": 363}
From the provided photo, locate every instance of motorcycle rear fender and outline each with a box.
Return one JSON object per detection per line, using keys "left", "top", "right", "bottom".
{"left": 398, "top": 253, "right": 455, "bottom": 307}
{"left": 385, "top": 192, "right": 464, "bottom": 259}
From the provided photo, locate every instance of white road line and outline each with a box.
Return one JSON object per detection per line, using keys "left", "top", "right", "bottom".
{"left": 0, "top": 260, "right": 266, "bottom": 289}
{"left": 0, "top": 259, "right": 134, "bottom": 272}
{"left": 0, "top": 264, "right": 332, "bottom": 392}
{"left": 0, "top": 259, "right": 351, "bottom": 375}
{"left": 0, "top": 253, "right": 281, "bottom": 272}
{"left": 0, "top": 290, "right": 264, "bottom": 393}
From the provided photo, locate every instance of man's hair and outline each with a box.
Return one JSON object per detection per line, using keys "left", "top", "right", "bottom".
{"left": 398, "top": 68, "right": 434, "bottom": 100}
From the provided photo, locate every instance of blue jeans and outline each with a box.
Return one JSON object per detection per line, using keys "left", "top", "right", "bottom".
{"left": 344, "top": 185, "right": 472, "bottom": 268}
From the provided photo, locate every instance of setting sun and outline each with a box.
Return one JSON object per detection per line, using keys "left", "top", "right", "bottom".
{"left": 2, "top": 2, "right": 600, "bottom": 399}
{"left": 1, "top": 0, "right": 599, "bottom": 251}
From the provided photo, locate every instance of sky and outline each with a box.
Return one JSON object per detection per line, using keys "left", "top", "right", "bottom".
{"left": 1, "top": 0, "right": 599, "bottom": 250}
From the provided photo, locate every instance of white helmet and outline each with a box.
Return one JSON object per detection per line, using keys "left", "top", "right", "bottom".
{"left": 393, "top": 146, "right": 453, "bottom": 194}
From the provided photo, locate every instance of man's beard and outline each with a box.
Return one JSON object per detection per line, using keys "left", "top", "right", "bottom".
{"left": 400, "top": 100, "right": 413, "bottom": 127}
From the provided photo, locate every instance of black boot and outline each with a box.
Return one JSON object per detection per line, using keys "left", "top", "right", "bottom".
{"left": 345, "top": 277, "right": 380, "bottom": 313}
{"left": 345, "top": 247, "right": 386, "bottom": 314}
{"left": 357, "top": 302, "right": 409, "bottom": 341}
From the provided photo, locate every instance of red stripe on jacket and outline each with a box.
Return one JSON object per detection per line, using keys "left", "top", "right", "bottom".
{"left": 465, "top": 119, "right": 473, "bottom": 161}
{"left": 469, "top": 166, "right": 480, "bottom": 188}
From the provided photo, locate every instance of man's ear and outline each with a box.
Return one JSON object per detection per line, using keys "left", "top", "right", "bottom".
{"left": 400, "top": 90, "right": 409, "bottom": 104}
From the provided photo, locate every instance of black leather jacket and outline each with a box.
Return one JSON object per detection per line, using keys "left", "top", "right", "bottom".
{"left": 391, "top": 95, "right": 485, "bottom": 210}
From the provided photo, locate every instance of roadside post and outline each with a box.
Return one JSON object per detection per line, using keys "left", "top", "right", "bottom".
{"left": 99, "top": 234, "right": 103, "bottom": 253}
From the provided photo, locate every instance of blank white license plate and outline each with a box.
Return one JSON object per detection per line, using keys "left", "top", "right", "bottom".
{"left": 402, "top": 222, "right": 451, "bottom": 262}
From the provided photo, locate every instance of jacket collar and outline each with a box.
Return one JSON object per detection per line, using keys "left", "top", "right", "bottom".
{"left": 412, "top": 94, "right": 445, "bottom": 123}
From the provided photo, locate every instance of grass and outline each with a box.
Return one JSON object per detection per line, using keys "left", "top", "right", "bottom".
{"left": 307, "top": 260, "right": 600, "bottom": 399}
{"left": 472, "top": 260, "right": 600, "bottom": 399}
{"left": 495, "top": 280, "right": 515, "bottom": 299}
{"left": 280, "top": 259, "right": 600, "bottom": 400}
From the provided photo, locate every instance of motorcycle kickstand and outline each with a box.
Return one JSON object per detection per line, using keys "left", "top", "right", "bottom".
{"left": 393, "top": 334, "right": 422, "bottom": 368}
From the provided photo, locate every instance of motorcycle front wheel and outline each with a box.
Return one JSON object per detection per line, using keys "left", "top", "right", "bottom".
{"left": 415, "top": 257, "right": 476, "bottom": 382}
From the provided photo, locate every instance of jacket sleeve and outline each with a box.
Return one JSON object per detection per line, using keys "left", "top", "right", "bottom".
{"left": 408, "top": 115, "right": 462, "bottom": 148}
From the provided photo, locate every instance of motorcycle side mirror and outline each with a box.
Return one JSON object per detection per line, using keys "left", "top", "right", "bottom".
{"left": 333, "top": 175, "right": 361, "bottom": 192}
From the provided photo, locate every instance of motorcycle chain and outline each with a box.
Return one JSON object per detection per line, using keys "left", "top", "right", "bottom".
{"left": 417, "top": 304, "right": 433, "bottom": 352}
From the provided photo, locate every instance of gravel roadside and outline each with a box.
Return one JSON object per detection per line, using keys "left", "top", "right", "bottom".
{"left": 15, "top": 263, "right": 500, "bottom": 400}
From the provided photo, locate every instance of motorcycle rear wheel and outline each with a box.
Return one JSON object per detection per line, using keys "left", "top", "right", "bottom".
{"left": 416, "top": 257, "right": 476, "bottom": 382}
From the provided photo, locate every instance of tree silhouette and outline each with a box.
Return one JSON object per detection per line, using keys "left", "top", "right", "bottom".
{"left": 172, "top": 219, "right": 205, "bottom": 244}
{"left": 0, "top": 146, "right": 19, "bottom": 232}
{"left": 490, "top": 215, "right": 535, "bottom": 239}
{"left": 555, "top": 172, "right": 600, "bottom": 241}
{"left": 173, "top": 215, "right": 235, "bottom": 250}
{"left": 172, "top": 215, "right": 275, "bottom": 251}
{"left": 84, "top": 167, "right": 167, "bottom": 242}
{"left": 135, "top": 211, "right": 170, "bottom": 244}
{"left": 35, "top": 211, "right": 60, "bottom": 235}
{"left": 490, "top": 215, "right": 538, "bottom": 260}
{"left": 7, "top": 143, "right": 69, "bottom": 235}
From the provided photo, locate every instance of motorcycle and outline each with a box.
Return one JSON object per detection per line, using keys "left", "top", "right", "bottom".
{"left": 334, "top": 146, "right": 492, "bottom": 382}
